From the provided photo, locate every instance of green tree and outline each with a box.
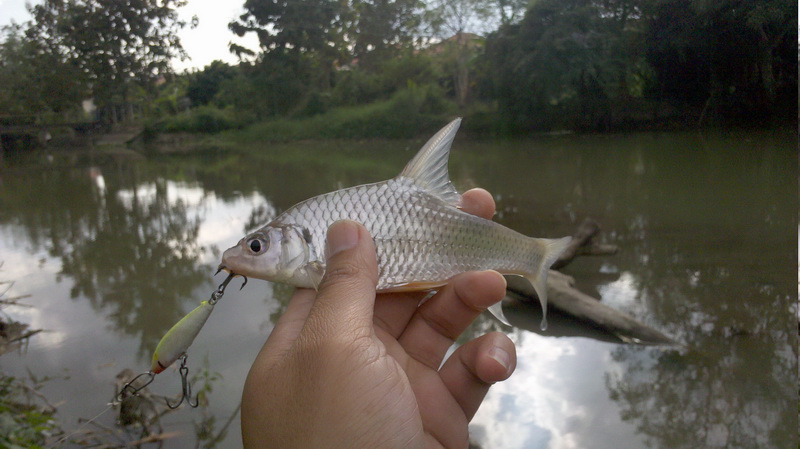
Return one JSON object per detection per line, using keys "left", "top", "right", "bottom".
{"left": 186, "top": 61, "right": 238, "bottom": 107}
{"left": 216, "top": 53, "right": 314, "bottom": 118}
{"left": 646, "top": 0, "right": 797, "bottom": 124}
{"left": 483, "top": 0, "right": 653, "bottom": 131}
{"left": 26, "top": 0, "right": 190, "bottom": 121}
{"left": 0, "top": 24, "right": 87, "bottom": 116}
{"left": 351, "top": 0, "right": 422, "bottom": 69}
{"left": 424, "top": 0, "right": 497, "bottom": 107}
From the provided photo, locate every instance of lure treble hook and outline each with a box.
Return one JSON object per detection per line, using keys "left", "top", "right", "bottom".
{"left": 166, "top": 355, "right": 198, "bottom": 409}
{"left": 116, "top": 270, "right": 245, "bottom": 410}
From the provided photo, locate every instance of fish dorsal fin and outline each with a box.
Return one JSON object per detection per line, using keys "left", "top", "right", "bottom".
{"left": 399, "top": 118, "right": 462, "bottom": 206}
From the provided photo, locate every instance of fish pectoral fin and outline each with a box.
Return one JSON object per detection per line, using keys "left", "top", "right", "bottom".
{"left": 305, "top": 261, "right": 325, "bottom": 291}
{"left": 398, "top": 118, "right": 462, "bottom": 207}
{"left": 378, "top": 280, "right": 448, "bottom": 293}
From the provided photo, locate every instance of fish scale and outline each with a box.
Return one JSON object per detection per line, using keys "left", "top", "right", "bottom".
{"left": 276, "top": 176, "right": 539, "bottom": 291}
{"left": 220, "top": 118, "right": 571, "bottom": 327}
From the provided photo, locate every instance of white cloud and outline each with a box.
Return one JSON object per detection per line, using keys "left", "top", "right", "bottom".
{"left": 173, "top": 0, "right": 259, "bottom": 71}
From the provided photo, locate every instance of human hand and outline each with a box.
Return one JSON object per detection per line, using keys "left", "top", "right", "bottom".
{"left": 241, "top": 188, "right": 516, "bottom": 449}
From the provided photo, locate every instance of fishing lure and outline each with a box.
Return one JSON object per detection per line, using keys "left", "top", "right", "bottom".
{"left": 116, "top": 272, "right": 245, "bottom": 408}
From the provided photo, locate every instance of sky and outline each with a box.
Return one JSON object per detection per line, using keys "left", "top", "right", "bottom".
{"left": 0, "top": 0, "right": 259, "bottom": 71}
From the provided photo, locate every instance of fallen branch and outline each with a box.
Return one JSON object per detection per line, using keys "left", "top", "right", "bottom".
{"left": 552, "top": 218, "right": 618, "bottom": 269}
{"left": 505, "top": 218, "right": 674, "bottom": 345}
{"left": 505, "top": 272, "right": 675, "bottom": 344}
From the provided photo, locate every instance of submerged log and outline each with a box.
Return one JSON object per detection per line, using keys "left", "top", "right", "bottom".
{"left": 504, "top": 218, "right": 675, "bottom": 345}
{"left": 505, "top": 272, "right": 676, "bottom": 345}
{"left": 552, "top": 218, "right": 618, "bottom": 269}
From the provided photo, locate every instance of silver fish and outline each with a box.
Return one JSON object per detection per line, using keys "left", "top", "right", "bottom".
{"left": 220, "top": 118, "right": 570, "bottom": 327}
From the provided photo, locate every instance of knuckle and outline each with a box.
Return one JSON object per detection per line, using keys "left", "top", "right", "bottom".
{"left": 319, "top": 260, "right": 364, "bottom": 289}
{"left": 320, "top": 260, "right": 370, "bottom": 291}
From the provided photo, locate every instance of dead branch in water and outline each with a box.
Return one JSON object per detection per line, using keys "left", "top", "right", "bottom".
{"left": 506, "top": 218, "right": 675, "bottom": 345}
{"left": 552, "top": 218, "right": 618, "bottom": 269}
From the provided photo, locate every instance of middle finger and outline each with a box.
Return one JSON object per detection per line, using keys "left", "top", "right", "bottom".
{"left": 397, "top": 270, "right": 507, "bottom": 370}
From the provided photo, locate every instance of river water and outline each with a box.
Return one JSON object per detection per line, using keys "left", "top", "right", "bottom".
{"left": 0, "top": 128, "right": 796, "bottom": 448}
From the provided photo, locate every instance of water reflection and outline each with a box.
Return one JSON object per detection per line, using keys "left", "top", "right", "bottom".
{"left": 0, "top": 164, "right": 209, "bottom": 356}
{"left": 0, "top": 130, "right": 795, "bottom": 449}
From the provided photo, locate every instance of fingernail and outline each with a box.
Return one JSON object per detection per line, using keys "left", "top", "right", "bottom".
{"left": 326, "top": 220, "right": 360, "bottom": 258}
{"left": 488, "top": 346, "right": 511, "bottom": 373}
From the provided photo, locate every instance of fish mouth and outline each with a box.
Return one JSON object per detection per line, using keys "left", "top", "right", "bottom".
{"left": 215, "top": 265, "right": 248, "bottom": 290}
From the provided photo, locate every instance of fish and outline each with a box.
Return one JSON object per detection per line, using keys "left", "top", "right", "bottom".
{"left": 219, "top": 118, "right": 571, "bottom": 328}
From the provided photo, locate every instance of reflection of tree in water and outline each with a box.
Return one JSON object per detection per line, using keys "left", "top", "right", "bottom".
{"left": 603, "top": 206, "right": 796, "bottom": 446}
{"left": 0, "top": 165, "right": 209, "bottom": 356}
{"left": 608, "top": 327, "right": 795, "bottom": 448}
{"left": 62, "top": 178, "right": 209, "bottom": 356}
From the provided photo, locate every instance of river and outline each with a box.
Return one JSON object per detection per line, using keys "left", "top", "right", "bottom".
{"left": 0, "top": 128, "right": 796, "bottom": 448}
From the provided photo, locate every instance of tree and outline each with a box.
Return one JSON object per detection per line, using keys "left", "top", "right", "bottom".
{"left": 646, "top": 0, "right": 797, "bottom": 124}
{"left": 26, "top": 0, "right": 190, "bottom": 121}
{"left": 424, "top": 0, "right": 497, "bottom": 108}
{"left": 229, "top": 0, "right": 345, "bottom": 90}
{"left": 0, "top": 24, "right": 87, "bottom": 115}
{"left": 351, "top": 0, "right": 422, "bottom": 69}
{"left": 186, "top": 61, "right": 238, "bottom": 107}
{"left": 481, "top": 0, "right": 662, "bottom": 131}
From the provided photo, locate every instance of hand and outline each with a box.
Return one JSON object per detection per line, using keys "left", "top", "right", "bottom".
{"left": 241, "top": 188, "right": 516, "bottom": 449}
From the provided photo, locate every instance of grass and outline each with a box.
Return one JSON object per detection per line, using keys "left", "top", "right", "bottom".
{"left": 225, "top": 85, "right": 454, "bottom": 144}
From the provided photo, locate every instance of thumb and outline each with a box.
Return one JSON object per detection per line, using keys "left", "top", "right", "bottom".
{"left": 305, "top": 220, "right": 379, "bottom": 336}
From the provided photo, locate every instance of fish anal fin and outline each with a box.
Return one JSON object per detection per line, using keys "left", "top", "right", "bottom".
{"left": 398, "top": 118, "right": 462, "bottom": 206}
{"left": 488, "top": 301, "right": 511, "bottom": 326}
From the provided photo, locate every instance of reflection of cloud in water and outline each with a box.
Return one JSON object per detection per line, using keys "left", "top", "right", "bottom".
{"left": 598, "top": 271, "right": 644, "bottom": 315}
{"left": 197, "top": 192, "right": 270, "bottom": 263}
{"left": 0, "top": 234, "right": 66, "bottom": 347}
{"left": 115, "top": 181, "right": 271, "bottom": 266}
{"left": 471, "top": 332, "right": 643, "bottom": 449}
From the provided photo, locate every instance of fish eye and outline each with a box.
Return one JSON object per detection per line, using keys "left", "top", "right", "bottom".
{"left": 247, "top": 237, "right": 268, "bottom": 254}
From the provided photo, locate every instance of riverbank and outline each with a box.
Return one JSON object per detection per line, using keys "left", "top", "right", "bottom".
{"left": 140, "top": 91, "right": 796, "bottom": 152}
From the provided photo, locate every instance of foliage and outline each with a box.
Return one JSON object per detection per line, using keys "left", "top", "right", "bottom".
{"left": 350, "top": 0, "right": 423, "bottom": 69}
{"left": 148, "top": 106, "right": 241, "bottom": 134}
{"left": 215, "top": 51, "right": 315, "bottom": 118}
{"left": 230, "top": 0, "right": 344, "bottom": 55}
{"left": 0, "top": 24, "right": 87, "bottom": 116}
{"left": 331, "top": 51, "right": 439, "bottom": 107}
{"left": 25, "top": 0, "right": 189, "bottom": 113}
{"left": 0, "top": 373, "right": 61, "bottom": 449}
{"left": 230, "top": 84, "right": 453, "bottom": 142}
{"left": 483, "top": 0, "right": 653, "bottom": 131}
{"left": 645, "top": 0, "right": 797, "bottom": 124}
{"left": 148, "top": 74, "right": 191, "bottom": 119}
{"left": 186, "top": 61, "right": 238, "bottom": 107}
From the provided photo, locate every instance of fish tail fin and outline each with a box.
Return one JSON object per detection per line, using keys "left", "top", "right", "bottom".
{"left": 526, "top": 236, "right": 572, "bottom": 331}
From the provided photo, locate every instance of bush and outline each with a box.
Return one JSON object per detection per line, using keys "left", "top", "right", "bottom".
{"left": 331, "top": 70, "right": 386, "bottom": 106}
{"left": 231, "top": 83, "right": 455, "bottom": 142}
{"left": 148, "top": 106, "right": 240, "bottom": 134}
